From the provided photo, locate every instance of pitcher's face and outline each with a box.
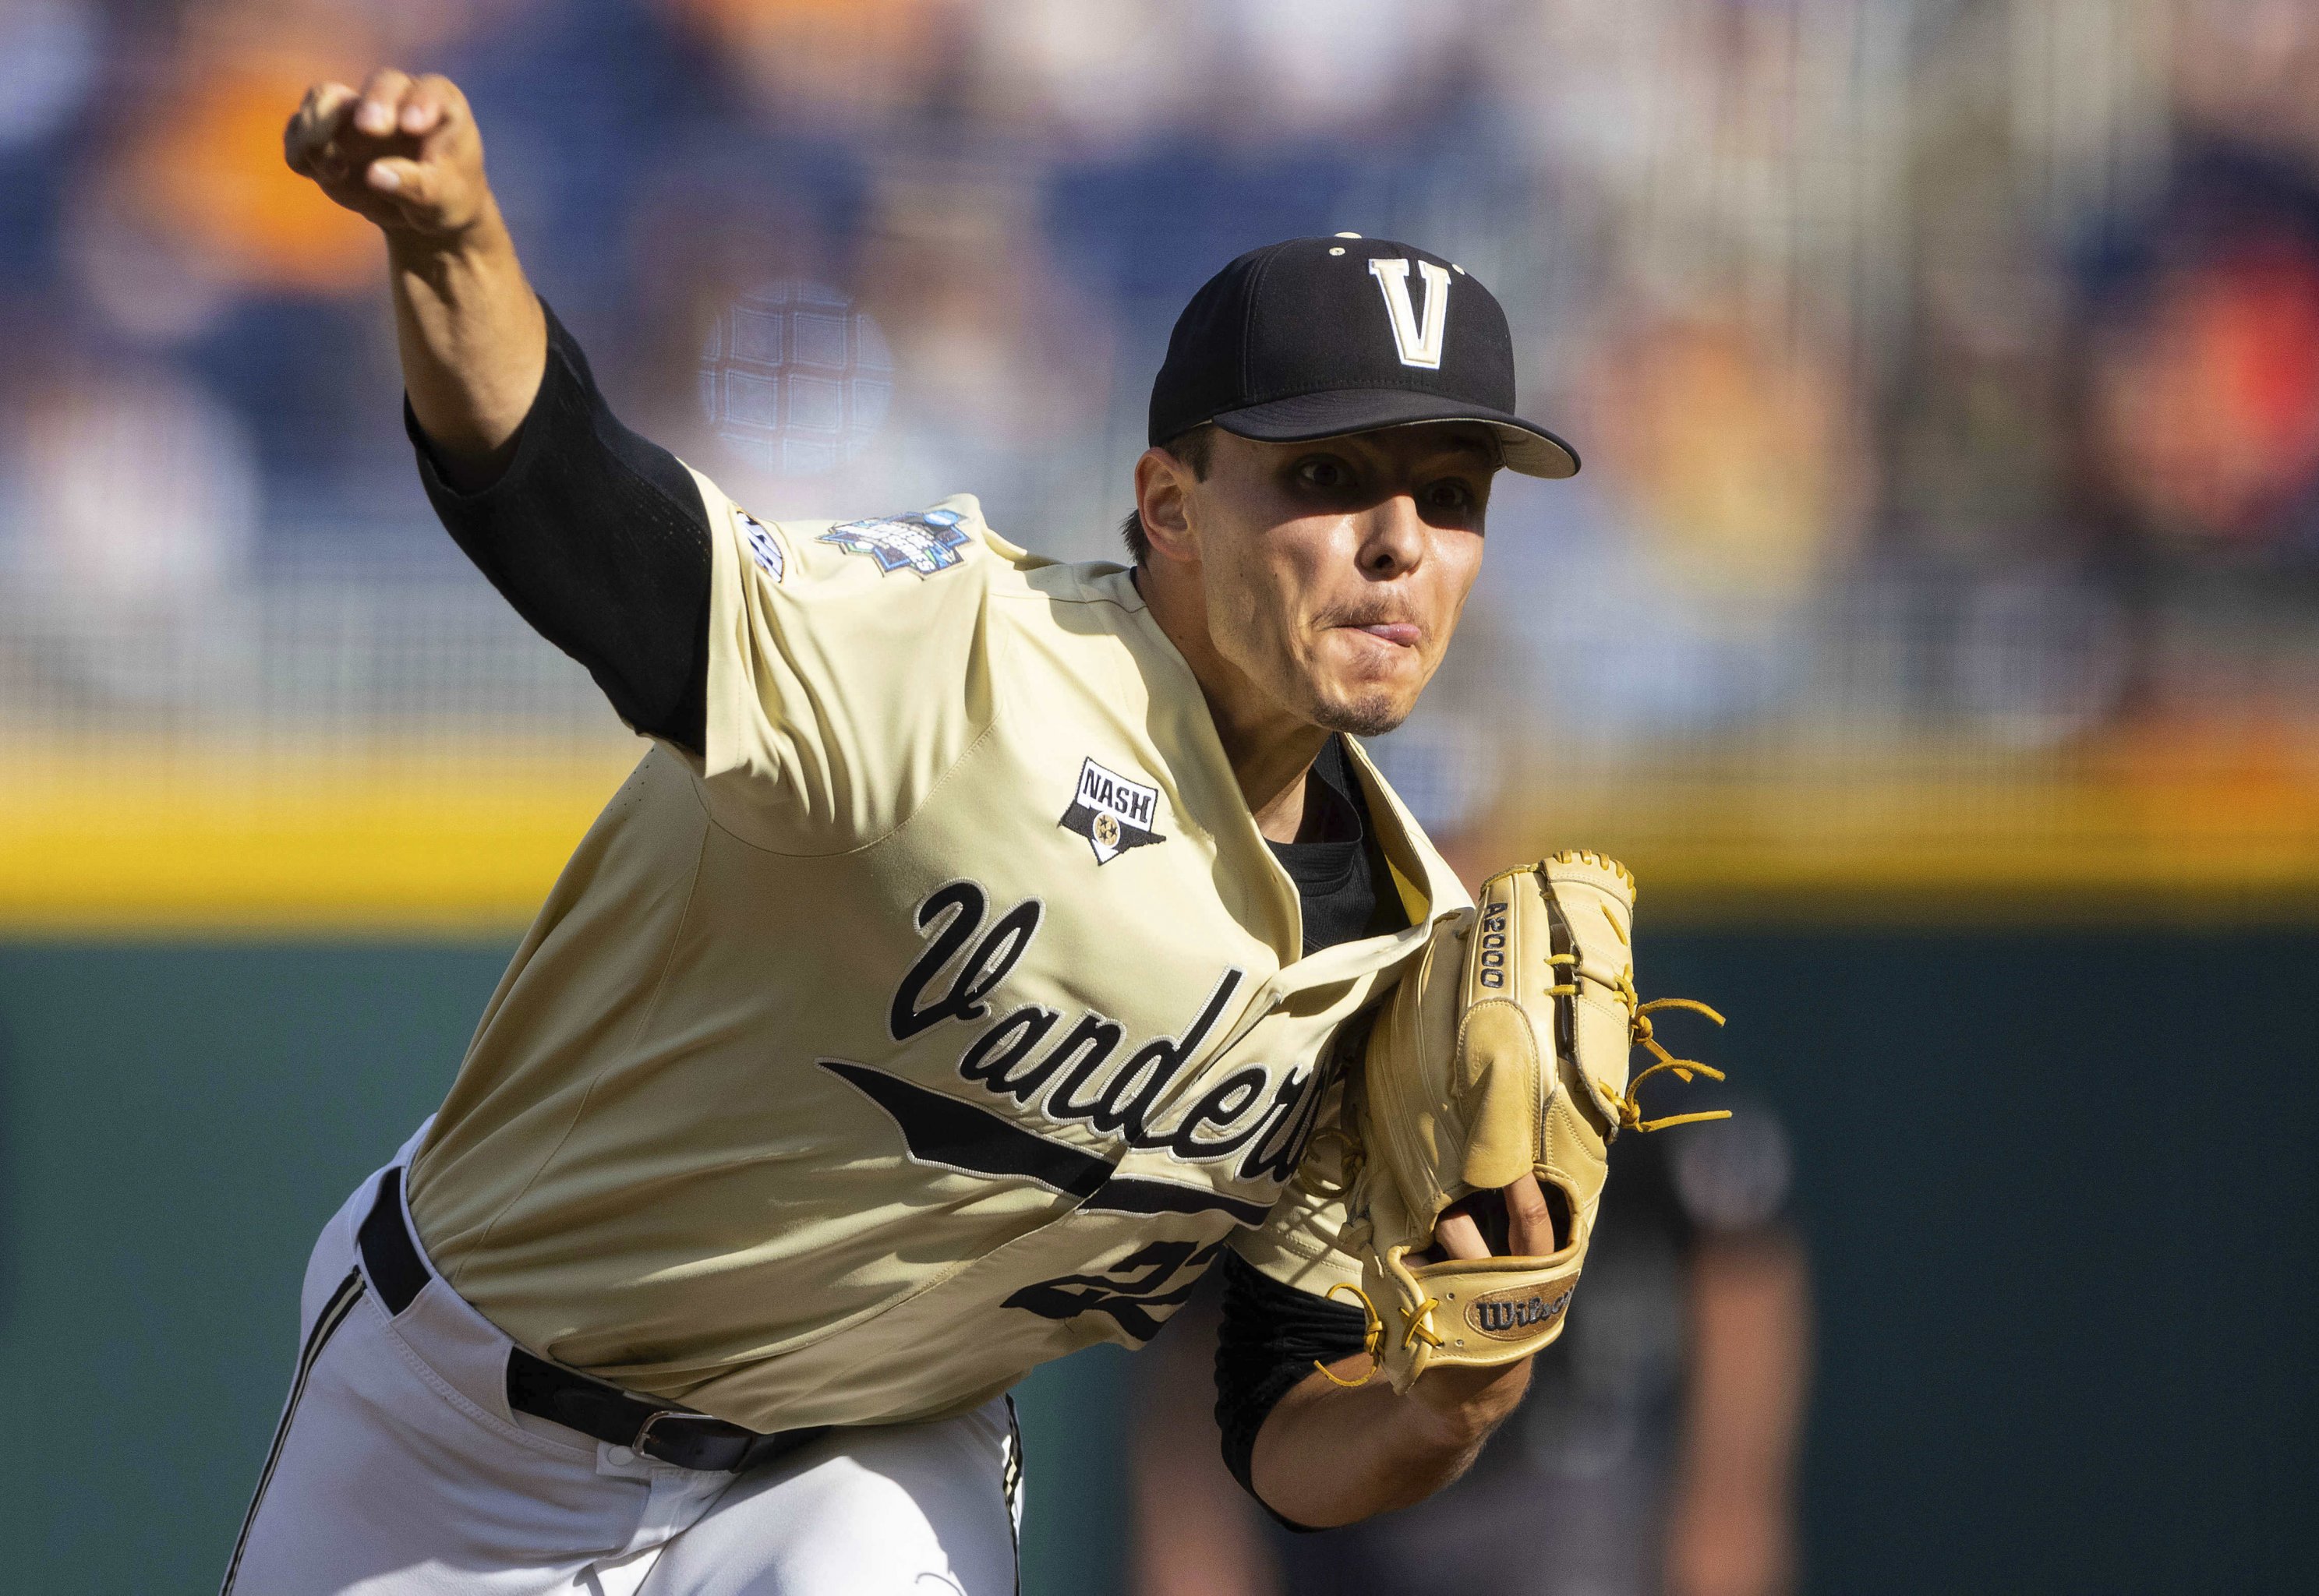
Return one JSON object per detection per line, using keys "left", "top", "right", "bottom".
{"left": 1184, "top": 424, "right": 1494, "bottom": 736}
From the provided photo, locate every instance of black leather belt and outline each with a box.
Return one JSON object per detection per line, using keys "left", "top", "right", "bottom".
{"left": 358, "top": 1169, "right": 827, "bottom": 1473}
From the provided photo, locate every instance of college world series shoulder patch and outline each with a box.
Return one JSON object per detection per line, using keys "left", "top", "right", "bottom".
{"left": 818, "top": 507, "right": 973, "bottom": 576}
{"left": 1061, "top": 757, "right": 1164, "bottom": 864}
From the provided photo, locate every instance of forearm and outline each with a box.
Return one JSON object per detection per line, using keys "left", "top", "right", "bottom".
{"left": 388, "top": 205, "right": 546, "bottom": 488}
{"left": 1248, "top": 1354, "right": 1530, "bottom": 1527}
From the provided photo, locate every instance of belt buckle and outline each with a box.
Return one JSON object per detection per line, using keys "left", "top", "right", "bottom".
{"left": 632, "top": 1408, "right": 696, "bottom": 1464}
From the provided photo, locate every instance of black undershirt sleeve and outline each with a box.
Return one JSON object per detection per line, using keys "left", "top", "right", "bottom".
{"left": 408, "top": 300, "right": 712, "bottom": 754}
{"left": 1212, "top": 1245, "right": 1373, "bottom": 1527}
{"left": 1213, "top": 736, "right": 1409, "bottom": 1526}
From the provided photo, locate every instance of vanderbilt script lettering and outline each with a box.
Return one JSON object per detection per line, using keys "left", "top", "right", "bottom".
{"left": 886, "top": 881, "right": 1319, "bottom": 1181}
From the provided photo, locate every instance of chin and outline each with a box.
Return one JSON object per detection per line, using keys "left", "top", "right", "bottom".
{"left": 1311, "top": 690, "right": 1412, "bottom": 740}
{"left": 1303, "top": 633, "right": 1429, "bottom": 737}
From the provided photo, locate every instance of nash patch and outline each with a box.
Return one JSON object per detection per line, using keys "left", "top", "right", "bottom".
{"left": 1464, "top": 1281, "right": 1575, "bottom": 1340}
{"left": 1060, "top": 757, "right": 1164, "bottom": 864}
{"left": 737, "top": 510, "right": 785, "bottom": 582}
{"left": 818, "top": 507, "right": 972, "bottom": 576}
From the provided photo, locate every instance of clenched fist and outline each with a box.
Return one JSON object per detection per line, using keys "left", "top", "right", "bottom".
{"left": 287, "top": 69, "right": 542, "bottom": 473}
{"left": 285, "top": 69, "right": 491, "bottom": 242}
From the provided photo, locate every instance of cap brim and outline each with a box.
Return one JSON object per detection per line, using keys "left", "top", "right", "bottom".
{"left": 1209, "top": 389, "right": 1579, "bottom": 478}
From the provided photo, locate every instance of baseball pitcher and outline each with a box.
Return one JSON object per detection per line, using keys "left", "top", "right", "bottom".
{"left": 232, "top": 69, "right": 1724, "bottom": 1595}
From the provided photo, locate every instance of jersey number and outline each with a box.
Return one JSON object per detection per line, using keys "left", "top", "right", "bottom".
{"left": 1002, "top": 1238, "right": 1225, "bottom": 1343}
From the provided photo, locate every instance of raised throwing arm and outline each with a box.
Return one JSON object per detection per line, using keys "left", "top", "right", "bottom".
{"left": 284, "top": 71, "right": 712, "bottom": 750}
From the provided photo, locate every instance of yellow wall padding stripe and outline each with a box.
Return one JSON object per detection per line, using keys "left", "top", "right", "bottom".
{"left": 1483, "top": 768, "right": 2319, "bottom": 923}
{"left": 8, "top": 740, "right": 2319, "bottom": 932}
{"left": 0, "top": 743, "right": 641, "bottom": 934}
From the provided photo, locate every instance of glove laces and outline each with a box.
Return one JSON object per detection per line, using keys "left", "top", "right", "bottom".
{"left": 1313, "top": 1282, "right": 1386, "bottom": 1388}
{"left": 1601, "top": 980, "right": 1732, "bottom": 1133}
{"left": 1311, "top": 1279, "right": 1444, "bottom": 1389}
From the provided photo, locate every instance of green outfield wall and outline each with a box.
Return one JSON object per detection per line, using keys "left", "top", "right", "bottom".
{"left": 0, "top": 934, "right": 2311, "bottom": 1594}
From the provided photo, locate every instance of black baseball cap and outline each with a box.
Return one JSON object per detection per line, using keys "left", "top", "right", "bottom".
{"left": 1148, "top": 235, "right": 1579, "bottom": 478}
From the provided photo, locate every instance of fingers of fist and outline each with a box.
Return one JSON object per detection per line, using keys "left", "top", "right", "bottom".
{"left": 1431, "top": 1175, "right": 1564, "bottom": 1261}
{"left": 1433, "top": 1205, "right": 1487, "bottom": 1261}
{"left": 284, "top": 70, "right": 475, "bottom": 229}
{"left": 282, "top": 82, "right": 354, "bottom": 177}
{"left": 1502, "top": 1176, "right": 1558, "bottom": 1252}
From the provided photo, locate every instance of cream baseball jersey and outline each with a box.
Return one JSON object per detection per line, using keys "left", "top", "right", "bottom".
{"left": 406, "top": 476, "right": 1470, "bottom": 1435}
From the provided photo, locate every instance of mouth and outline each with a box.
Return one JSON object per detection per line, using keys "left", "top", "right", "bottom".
{"left": 1342, "top": 621, "right": 1422, "bottom": 649}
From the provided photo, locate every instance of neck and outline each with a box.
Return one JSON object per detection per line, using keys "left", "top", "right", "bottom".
{"left": 1136, "top": 565, "right": 1330, "bottom": 845}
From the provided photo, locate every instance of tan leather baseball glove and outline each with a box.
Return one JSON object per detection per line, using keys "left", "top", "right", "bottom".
{"left": 1329, "top": 851, "right": 1728, "bottom": 1393}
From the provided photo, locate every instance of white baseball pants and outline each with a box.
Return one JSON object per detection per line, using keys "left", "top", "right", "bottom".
{"left": 222, "top": 1128, "right": 1023, "bottom": 1595}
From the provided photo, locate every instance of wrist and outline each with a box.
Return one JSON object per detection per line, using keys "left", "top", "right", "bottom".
{"left": 384, "top": 192, "right": 509, "bottom": 271}
{"left": 1404, "top": 1357, "right": 1530, "bottom": 1448}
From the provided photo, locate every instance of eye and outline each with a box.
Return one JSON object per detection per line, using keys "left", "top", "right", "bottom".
{"left": 1295, "top": 456, "right": 1355, "bottom": 492}
{"left": 1423, "top": 478, "right": 1476, "bottom": 512}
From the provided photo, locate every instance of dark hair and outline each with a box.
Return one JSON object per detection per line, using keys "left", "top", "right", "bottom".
{"left": 1119, "top": 425, "right": 1217, "bottom": 563}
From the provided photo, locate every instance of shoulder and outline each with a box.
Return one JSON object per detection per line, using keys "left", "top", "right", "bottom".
{"left": 684, "top": 470, "right": 1137, "bottom": 611}
{"left": 973, "top": 516, "right": 1143, "bottom": 616}
{"left": 691, "top": 479, "right": 998, "bottom": 588}
{"left": 804, "top": 496, "right": 1001, "bottom": 583}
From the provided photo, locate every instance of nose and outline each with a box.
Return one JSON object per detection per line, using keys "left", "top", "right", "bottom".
{"left": 1355, "top": 493, "right": 1428, "bottom": 579}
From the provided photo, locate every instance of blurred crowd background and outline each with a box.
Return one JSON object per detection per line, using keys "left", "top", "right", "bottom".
{"left": 6, "top": 0, "right": 2319, "bottom": 920}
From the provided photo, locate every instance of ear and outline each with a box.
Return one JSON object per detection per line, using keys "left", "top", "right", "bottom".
{"left": 1133, "top": 446, "right": 1199, "bottom": 564}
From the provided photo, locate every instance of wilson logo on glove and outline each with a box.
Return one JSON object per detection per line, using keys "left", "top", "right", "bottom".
{"left": 1469, "top": 1284, "right": 1574, "bottom": 1338}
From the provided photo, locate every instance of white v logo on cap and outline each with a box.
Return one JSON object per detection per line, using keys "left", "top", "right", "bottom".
{"left": 1368, "top": 258, "right": 1452, "bottom": 370}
